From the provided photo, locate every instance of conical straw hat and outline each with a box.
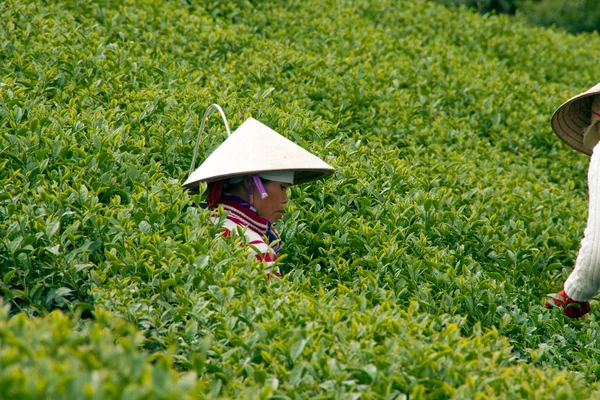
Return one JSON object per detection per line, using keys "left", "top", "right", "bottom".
{"left": 551, "top": 82, "right": 600, "bottom": 156}
{"left": 183, "top": 117, "right": 335, "bottom": 190}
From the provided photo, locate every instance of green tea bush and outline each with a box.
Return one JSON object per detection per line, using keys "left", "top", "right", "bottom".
{"left": 518, "top": 0, "right": 600, "bottom": 34}
{"left": 0, "top": 301, "right": 200, "bottom": 399}
{"left": 433, "top": 0, "right": 600, "bottom": 34}
{"left": 2, "top": 0, "right": 600, "bottom": 397}
{"left": 432, "top": 0, "right": 516, "bottom": 13}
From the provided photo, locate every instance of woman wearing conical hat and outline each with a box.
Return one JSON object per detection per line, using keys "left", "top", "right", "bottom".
{"left": 184, "top": 116, "right": 334, "bottom": 277}
{"left": 546, "top": 83, "right": 600, "bottom": 317}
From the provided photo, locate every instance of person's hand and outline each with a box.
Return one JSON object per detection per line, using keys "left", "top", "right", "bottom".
{"left": 545, "top": 290, "right": 591, "bottom": 318}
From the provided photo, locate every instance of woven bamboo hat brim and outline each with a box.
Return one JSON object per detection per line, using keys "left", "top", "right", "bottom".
{"left": 183, "top": 117, "right": 335, "bottom": 190}
{"left": 551, "top": 82, "right": 600, "bottom": 156}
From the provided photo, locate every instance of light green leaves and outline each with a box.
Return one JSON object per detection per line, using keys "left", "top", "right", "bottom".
{"left": 1, "top": 0, "right": 600, "bottom": 398}
{"left": 289, "top": 338, "right": 306, "bottom": 362}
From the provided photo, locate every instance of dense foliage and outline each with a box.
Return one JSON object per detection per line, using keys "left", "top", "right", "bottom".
{"left": 432, "top": 0, "right": 516, "bottom": 13}
{"left": 433, "top": 0, "right": 600, "bottom": 34}
{"left": 519, "top": 0, "right": 600, "bottom": 34}
{"left": 2, "top": 0, "right": 600, "bottom": 397}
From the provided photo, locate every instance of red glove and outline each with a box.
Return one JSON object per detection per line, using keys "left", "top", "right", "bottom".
{"left": 545, "top": 290, "right": 591, "bottom": 318}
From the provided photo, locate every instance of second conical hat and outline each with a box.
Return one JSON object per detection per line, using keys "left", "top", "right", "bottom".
{"left": 183, "top": 117, "right": 335, "bottom": 190}
{"left": 551, "top": 82, "right": 600, "bottom": 156}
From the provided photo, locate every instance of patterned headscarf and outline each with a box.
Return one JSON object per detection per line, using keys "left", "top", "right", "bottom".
{"left": 206, "top": 175, "right": 268, "bottom": 207}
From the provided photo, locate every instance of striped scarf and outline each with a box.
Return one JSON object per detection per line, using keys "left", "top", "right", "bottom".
{"left": 218, "top": 194, "right": 282, "bottom": 253}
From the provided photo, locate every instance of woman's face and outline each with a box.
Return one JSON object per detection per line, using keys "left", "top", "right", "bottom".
{"left": 252, "top": 180, "right": 290, "bottom": 223}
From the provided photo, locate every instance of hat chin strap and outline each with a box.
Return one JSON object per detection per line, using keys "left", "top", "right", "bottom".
{"left": 584, "top": 120, "right": 600, "bottom": 150}
{"left": 247, "top": 175, "right": 268, "bottom": 202}
{"left": 252, "top": 175, "right": 268, "bottom": 199}
{"left": 584, "top": 97, "right": 600, "bottom": 150}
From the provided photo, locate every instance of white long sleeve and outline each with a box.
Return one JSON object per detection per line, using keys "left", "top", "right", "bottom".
{"left": 564, "top": 143, "right": 600, "bottom": 301}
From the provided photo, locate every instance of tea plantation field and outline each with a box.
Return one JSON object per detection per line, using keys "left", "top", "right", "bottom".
{"left": 2, "top": 0, "right": 600, "bottom": 398}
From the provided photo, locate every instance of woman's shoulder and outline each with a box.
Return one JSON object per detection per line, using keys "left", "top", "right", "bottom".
{"left": 218, "top": 218, "right": 265, "bottom": 242}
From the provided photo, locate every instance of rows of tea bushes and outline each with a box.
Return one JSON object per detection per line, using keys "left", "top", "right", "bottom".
{"left": 2, "top": 0, "right": 600, "bottom": 397}
{"left": 433, "top": 0, "right": 600, "bottom": 34}
{"left": 520, "top": 0, "right": 600, "bottom": 34}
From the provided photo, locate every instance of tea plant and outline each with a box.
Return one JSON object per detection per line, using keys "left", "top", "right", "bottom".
{"left": 2, "top": 0, "right": 600, "bottom": 397}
